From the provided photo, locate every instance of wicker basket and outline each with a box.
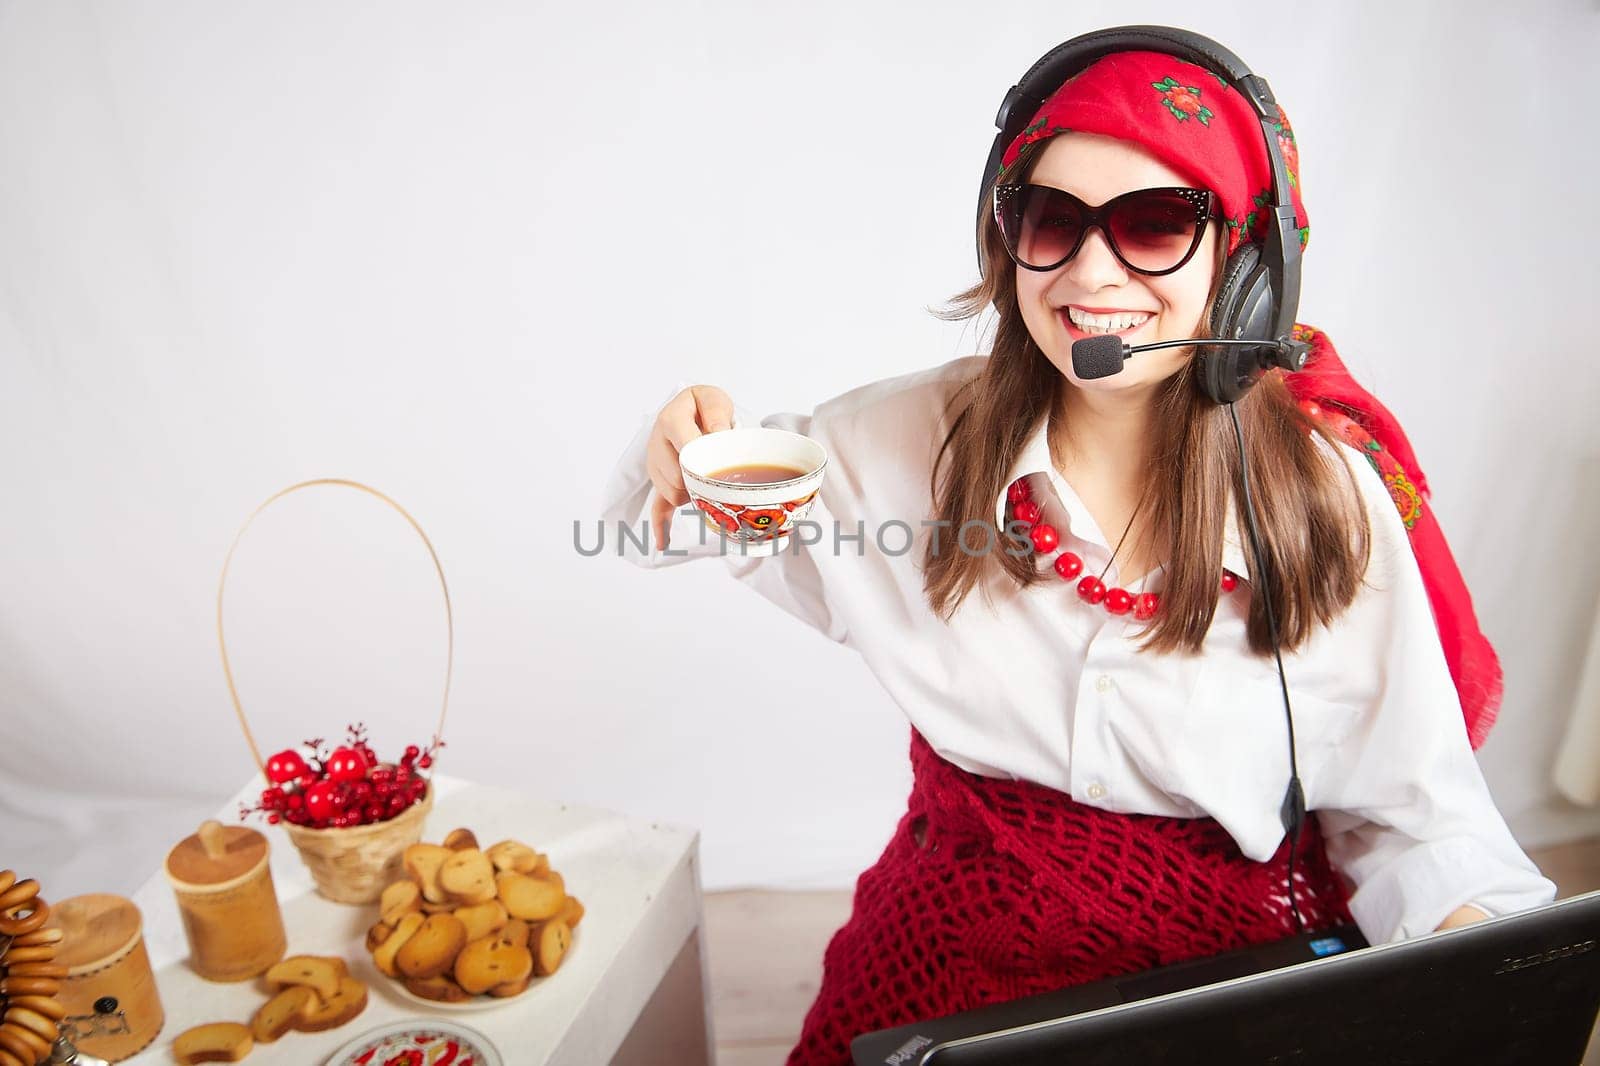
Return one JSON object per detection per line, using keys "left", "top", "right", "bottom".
{"left": 216, "top": 479, "right": 453, "bottom": 905}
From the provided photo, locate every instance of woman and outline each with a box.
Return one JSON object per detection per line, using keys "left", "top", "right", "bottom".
{"left": 599, "top": 38, "right": 1555, "bottom": 1066}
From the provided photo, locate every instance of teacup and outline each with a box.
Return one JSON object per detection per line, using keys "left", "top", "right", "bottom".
{"left": 678, "top": 428, "right": 828, "bottom": 556}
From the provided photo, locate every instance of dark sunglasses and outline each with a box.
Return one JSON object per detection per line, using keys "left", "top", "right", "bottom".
{"left": 992, "top": 184, "right": 1220, "bottom": 276}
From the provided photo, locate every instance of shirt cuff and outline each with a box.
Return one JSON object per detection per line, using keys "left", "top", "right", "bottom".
{"left": 1342, "top": 834, "right": 1557, "bottom": 943}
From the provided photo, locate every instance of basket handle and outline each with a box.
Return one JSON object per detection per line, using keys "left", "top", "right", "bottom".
{"left": 217, "top": 478, "right": 453, "bottom": 775}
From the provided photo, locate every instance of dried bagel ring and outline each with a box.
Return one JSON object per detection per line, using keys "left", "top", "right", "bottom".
{"left": 1, "top": 946, "right": 57, "bottom": 965}
{"left": 1, "top": 1007, "right": 57, "bottom": 1045}
{"left": 0, "top": 871, "right": 14, "bottom": 897}
{"left": 11, "top": 927, "right": 63, "bottom": 949}
{"left": 0, "top": 881, "right": 38, "bottom": 912}
{"left": 3, "top": 996, "right": 64, "bottom": 1023}
{"left": 0, "top": 975, "right": 60, "bottom": 997}
{"left": 0, "top": 1023, "right": 49, "bottom": 1063}
{"left": 0, "top": 896, "right": 49, "bottom": 938}
{"left": 2, "top": 962, "right": 65, "bottom": 979}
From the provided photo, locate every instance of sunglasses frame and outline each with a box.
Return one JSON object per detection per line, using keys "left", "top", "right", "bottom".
{"left": 992, "top": 184, "right": 1220, "bottom": 277}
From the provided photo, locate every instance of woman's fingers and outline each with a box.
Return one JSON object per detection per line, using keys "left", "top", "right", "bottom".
{"left": 647, "top": 384, "right": 734, "bottom": 551}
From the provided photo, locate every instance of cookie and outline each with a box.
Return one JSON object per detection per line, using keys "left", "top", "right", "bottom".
{"left": 379, "top": 879, "right": 422, "bottom": 926}
{"left": 373, "top": 911, "right": 426, "bottom": 978}
{"left": 497, "top": 918, "right": 533, "bottom": 950}
{"left": 294, "top": 975, "right": 368, "bottom": 1033}
{"left": 558, "top": 894, "right": 585, "bottom": 930}
{"left": 265, "top": 955, "right": 347, "bottom": 1000}
{"left": 485, "top": 840, "right": 539, "bottom": 874}
{"left": 403, "top": 843, "right": 453, "bottom": 903}
{"left": 251, "top": 985, "right": 316, "bottom": 1043}
{"left": 396, "top": 913, "right": 467, "bottom": 980}
{"left": 454, "top": 935, "right": 533, "bottom": 995}
{"left": 497, "top": 871, "right": 564, "bottom": 921}
{"left": 489, "top": 975, "right": 532, "bottom": 998}
{"left": 404, "top": 974, "right": 471, "bottom": 1003}
{"left": 172, "top": 1021, "right": 253, "bottom": 1064}
{"left": 366, "top": 920, "right": 394, "bottom": 952}
{"left": 442, "top": 827, "right": 480, "bottom": 851}
{"left": 455, "top": 898, "right": 508, "bottom": 943}
{"left": 534, "top": 918, "right": 571, "bottom": 976}
{"left": 439, "top": 848, "right": 496, "bottom": 905}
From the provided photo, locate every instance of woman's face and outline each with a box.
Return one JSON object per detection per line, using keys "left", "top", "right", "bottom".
{"left": 1013, "top": 132, "right": 1220, "bottom": 397}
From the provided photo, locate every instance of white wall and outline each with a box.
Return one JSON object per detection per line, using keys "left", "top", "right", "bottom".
{"left": 3, "top": 0, "right": 1598, "bottom": 903}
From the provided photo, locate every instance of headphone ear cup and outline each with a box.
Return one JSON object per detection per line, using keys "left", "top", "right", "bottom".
{"left": 1203, "top": 244, "right": 1277, "bottom": 404}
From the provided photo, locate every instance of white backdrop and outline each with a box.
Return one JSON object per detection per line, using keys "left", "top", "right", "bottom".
{"left": 3, "top": 0, "right": 1599, "bottom": 904}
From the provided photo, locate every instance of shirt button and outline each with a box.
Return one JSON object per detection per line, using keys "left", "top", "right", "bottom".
{"left": 1086, "top": 783, "right": 1107, "bottom": 800}
{"left": 1094, "top": 675, "right": 1114, "bottom": 693}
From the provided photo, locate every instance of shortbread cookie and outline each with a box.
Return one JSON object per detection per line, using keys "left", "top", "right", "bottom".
{"left": 404, "top": 974, "right": 471, "bottom": 1003}
{"left": 379, "top": 879, "right": 422, "bottom": 926}
{"left": 265, "top": 955, "right": 346, "bottom": 1000}
{"left": 373, "top": 911, "right": 426, "bottom": 978}
{"left": 533, "top": 918, "right": 572, "bottom": 976}
{"left": 403, "top": 843, "right": 453, "bottom": 903}
{"left": 485, "top": 840, "right": 539, "bottom": 874}
{"left": 294, "top": 975, "right": 368, "bottom": 1033}
{"left": 439, "top": 849, "right": 496, "bottom": 905}
{"left": 396, "top": 913, "right": 467, "bottom": 980}
{"left": 172, "top": 1021, "right": 253, "bottom": 1064}
{"left": 454, "top": 898, "right": 508, "bottom": 943}
{"left": 496, "top": 871, "right": 564, "bottom": 922}
{"left": 442, "top": 827, "right": 480, "bottom": 851}
{"left": 251, "top": 984, "right": 316, "bottom": 1043}
{"left": 453, "top": 935, "right": 533, "bottom": 995}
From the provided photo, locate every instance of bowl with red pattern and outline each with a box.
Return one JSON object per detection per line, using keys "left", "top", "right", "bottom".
{"left": 325, "top": 1019, "right": 501, "bottom": 1066}
{"left": 678, "top": 427, "right": 827, "bottom": 556}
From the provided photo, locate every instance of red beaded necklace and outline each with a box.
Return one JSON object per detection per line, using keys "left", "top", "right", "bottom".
{"left": 1005, "top": 477, "right": 1239, "bottom": 621}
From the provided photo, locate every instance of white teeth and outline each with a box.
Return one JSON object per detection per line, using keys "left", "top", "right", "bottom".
{"left": 1066, "top": 307, "right": 1151, "bottom": 332}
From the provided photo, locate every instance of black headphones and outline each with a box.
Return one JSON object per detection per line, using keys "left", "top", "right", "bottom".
{"left": 978, "top": 25, "right": 1308, "bottom": 405}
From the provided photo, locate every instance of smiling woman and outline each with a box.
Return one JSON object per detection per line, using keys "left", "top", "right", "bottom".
{"left": 600, "top": 26, "right": 1556, "bottom": 1066}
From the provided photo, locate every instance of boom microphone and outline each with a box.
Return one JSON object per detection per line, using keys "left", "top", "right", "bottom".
{"left": 1069, "top": 334, "right": 1309, "bottom": 381}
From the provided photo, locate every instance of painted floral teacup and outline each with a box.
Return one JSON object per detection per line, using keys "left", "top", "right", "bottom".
{"left": 677, "top": 428, "right": 827, "bottom": 556}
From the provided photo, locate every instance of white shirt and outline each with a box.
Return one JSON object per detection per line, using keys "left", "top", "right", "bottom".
{"left": 599, "top": 355, "right": 1556, "bottom": 945}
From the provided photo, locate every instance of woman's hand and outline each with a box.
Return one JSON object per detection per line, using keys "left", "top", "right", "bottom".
{"left": 646, "top": 384, "right": 735, "bottom": 550}
{"left": 1434, "top": 904, "right": 1490, "bottom": 931}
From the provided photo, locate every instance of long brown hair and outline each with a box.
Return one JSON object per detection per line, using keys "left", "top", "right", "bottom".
{"left": 923, "top": 142, "right": 1371, "bottom": 655}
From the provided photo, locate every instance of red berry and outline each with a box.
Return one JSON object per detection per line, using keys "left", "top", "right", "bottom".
{"left": 325, "top": 746, "right": 367, "bottom": 783}
{"left": 267, "top": 812, "right": 281, "bottom": 825}
{"left": 298, "top": 771, "right": 319, "bottom": 789}
{"left": 259, "top": 787, "right": 284, "bottom": 810}
{"left": 1029, "top": 523, "right": 1059, "bottom": 553}
{"left": 286, "top": 792, "right": 304, "bottom": 811}
{"left": 1053, "top": 552, "right": 1083, "bottom": 581}
{"left": 1013, "top": 500, "right": 1042, "bottom": 526}
{"left": 303, "top": 780, "right": 338, "bottom": 822}
{"left": 418, "top": 754, "right": 433, "bottom": 770}
{"left": 1077, "top": 576, "right": 1106, "bottom": 605}
{"left": 403, "top": 745, "right": 420, "bottom": 765}
{"left": 1105, "top": 588, "right": 1134, "bottom": 615}
{"left": 265, "top": 750, "right": 309, "bottom": 785}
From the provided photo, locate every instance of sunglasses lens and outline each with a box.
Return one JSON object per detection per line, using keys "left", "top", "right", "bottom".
{"left": 1000, "top": 186, "right": 1085, "bottom": 269}
{"left": 997, "top": 186, "right": 1206, "bottom": 273}
{"left": 1107, "top": 191, "right": 1203, "bottom": 273}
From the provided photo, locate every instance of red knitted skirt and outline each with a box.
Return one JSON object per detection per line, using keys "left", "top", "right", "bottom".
{"left": 784, "top": 727, "right": 1354, "bottom": 1066}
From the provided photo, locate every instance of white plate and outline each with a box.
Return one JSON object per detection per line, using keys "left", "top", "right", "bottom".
{"left": 324, "top": 1018, "right": 501, "bottom": 1066}
{"left": 377, "top": 926, "right": 579, "bottom": 1011}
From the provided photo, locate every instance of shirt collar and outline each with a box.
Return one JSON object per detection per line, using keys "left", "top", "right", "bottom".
{"left": 995, "top": 417, "right": 1253, "bottom": 580}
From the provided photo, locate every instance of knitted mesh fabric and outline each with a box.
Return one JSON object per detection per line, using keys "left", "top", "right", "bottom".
{"left": 785, "top": 727, "right": 1354, "bottom": 1065}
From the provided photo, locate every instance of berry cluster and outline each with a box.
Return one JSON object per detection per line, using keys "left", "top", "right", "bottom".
{"left": 239, "top": 723, "right": 444, "bottom": 830}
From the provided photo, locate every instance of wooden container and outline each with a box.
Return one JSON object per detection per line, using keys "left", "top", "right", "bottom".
{"left": 163, "top": 820, "right": 287, "bottom": 981}
{"left": 44, "top": 894, "right": 164, "bottom": 1063}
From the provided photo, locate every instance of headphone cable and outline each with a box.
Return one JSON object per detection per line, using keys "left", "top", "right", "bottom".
{"left": 1226, "top": 401, "right": 1307, "bottom": 936}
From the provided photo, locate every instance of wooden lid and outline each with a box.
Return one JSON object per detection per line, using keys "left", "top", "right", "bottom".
{"left": 46, "top": 894, "right": 143, "bottom": 973}
{"left": 164, "top": 820, "right": 269, "bottom": 888}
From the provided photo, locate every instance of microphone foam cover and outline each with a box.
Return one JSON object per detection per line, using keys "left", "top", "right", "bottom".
{"left": 1071, "top": 334, "right": 1127, "bottom": 380}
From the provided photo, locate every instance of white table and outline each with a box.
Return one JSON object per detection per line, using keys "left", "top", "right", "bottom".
{"left": 122, "top": 774, "right": 713, "bottom": 1064}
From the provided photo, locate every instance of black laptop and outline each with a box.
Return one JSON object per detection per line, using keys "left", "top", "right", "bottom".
{"left": 851, "top": 889, "right": 1600, "bottom": 1066}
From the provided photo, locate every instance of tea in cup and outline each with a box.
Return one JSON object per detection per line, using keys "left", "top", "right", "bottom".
{"left": 677, "top": 428, "right": 827, "bottom": 555}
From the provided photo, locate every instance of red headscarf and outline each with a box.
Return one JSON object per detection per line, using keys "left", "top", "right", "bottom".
{"left": 998, "top": 51, "right": 1502, "bottom": 748}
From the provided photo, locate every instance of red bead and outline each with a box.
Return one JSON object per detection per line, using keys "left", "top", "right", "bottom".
{"left": 1029, "top": 523, "right": 1059, "bottom": 553}
{"left": 265, "top": 749, "right": 308, "bottom": 785}
{"left": 267, "top": 813, "right": 281, "bottom": 825}
{"left": 1077, "top": 576, "right": 1106, "bottom": 605}
{"left": 1220, "top": 571, "right": 1239, "bottom": 592}
{"left": 325, "top": 746, "right": 366, "bottom": 783}
{"left": 1053, "top": 552, "right": 1083, "bottom": 580}
{"left": 1133, "top": 592, "right": 1161, "bottom": 621}
{"left": 1007, "top": 479, "right": 1032, "bottom": 504}
{"left": 1013, "top": 500, "right": 1042, "bottom": 525}
{"left": 1298, "top": 400, "right": 1322, "bottom": 418}
{"left": 1104, "top": 588, "right": 1133, "bottom": 615}
{"left": 403, "top": 745, "right": 421, "bottom": 764}
{"left": 418, "top": 754, "right": 433, "bottom": 770}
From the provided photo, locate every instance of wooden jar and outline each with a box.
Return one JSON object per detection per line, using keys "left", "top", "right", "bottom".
{"left": 44, "top": 894, "right": 164, "bottom": 1062}
{"left": 162, "top": 820, "right": 286, "bottom": 982}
